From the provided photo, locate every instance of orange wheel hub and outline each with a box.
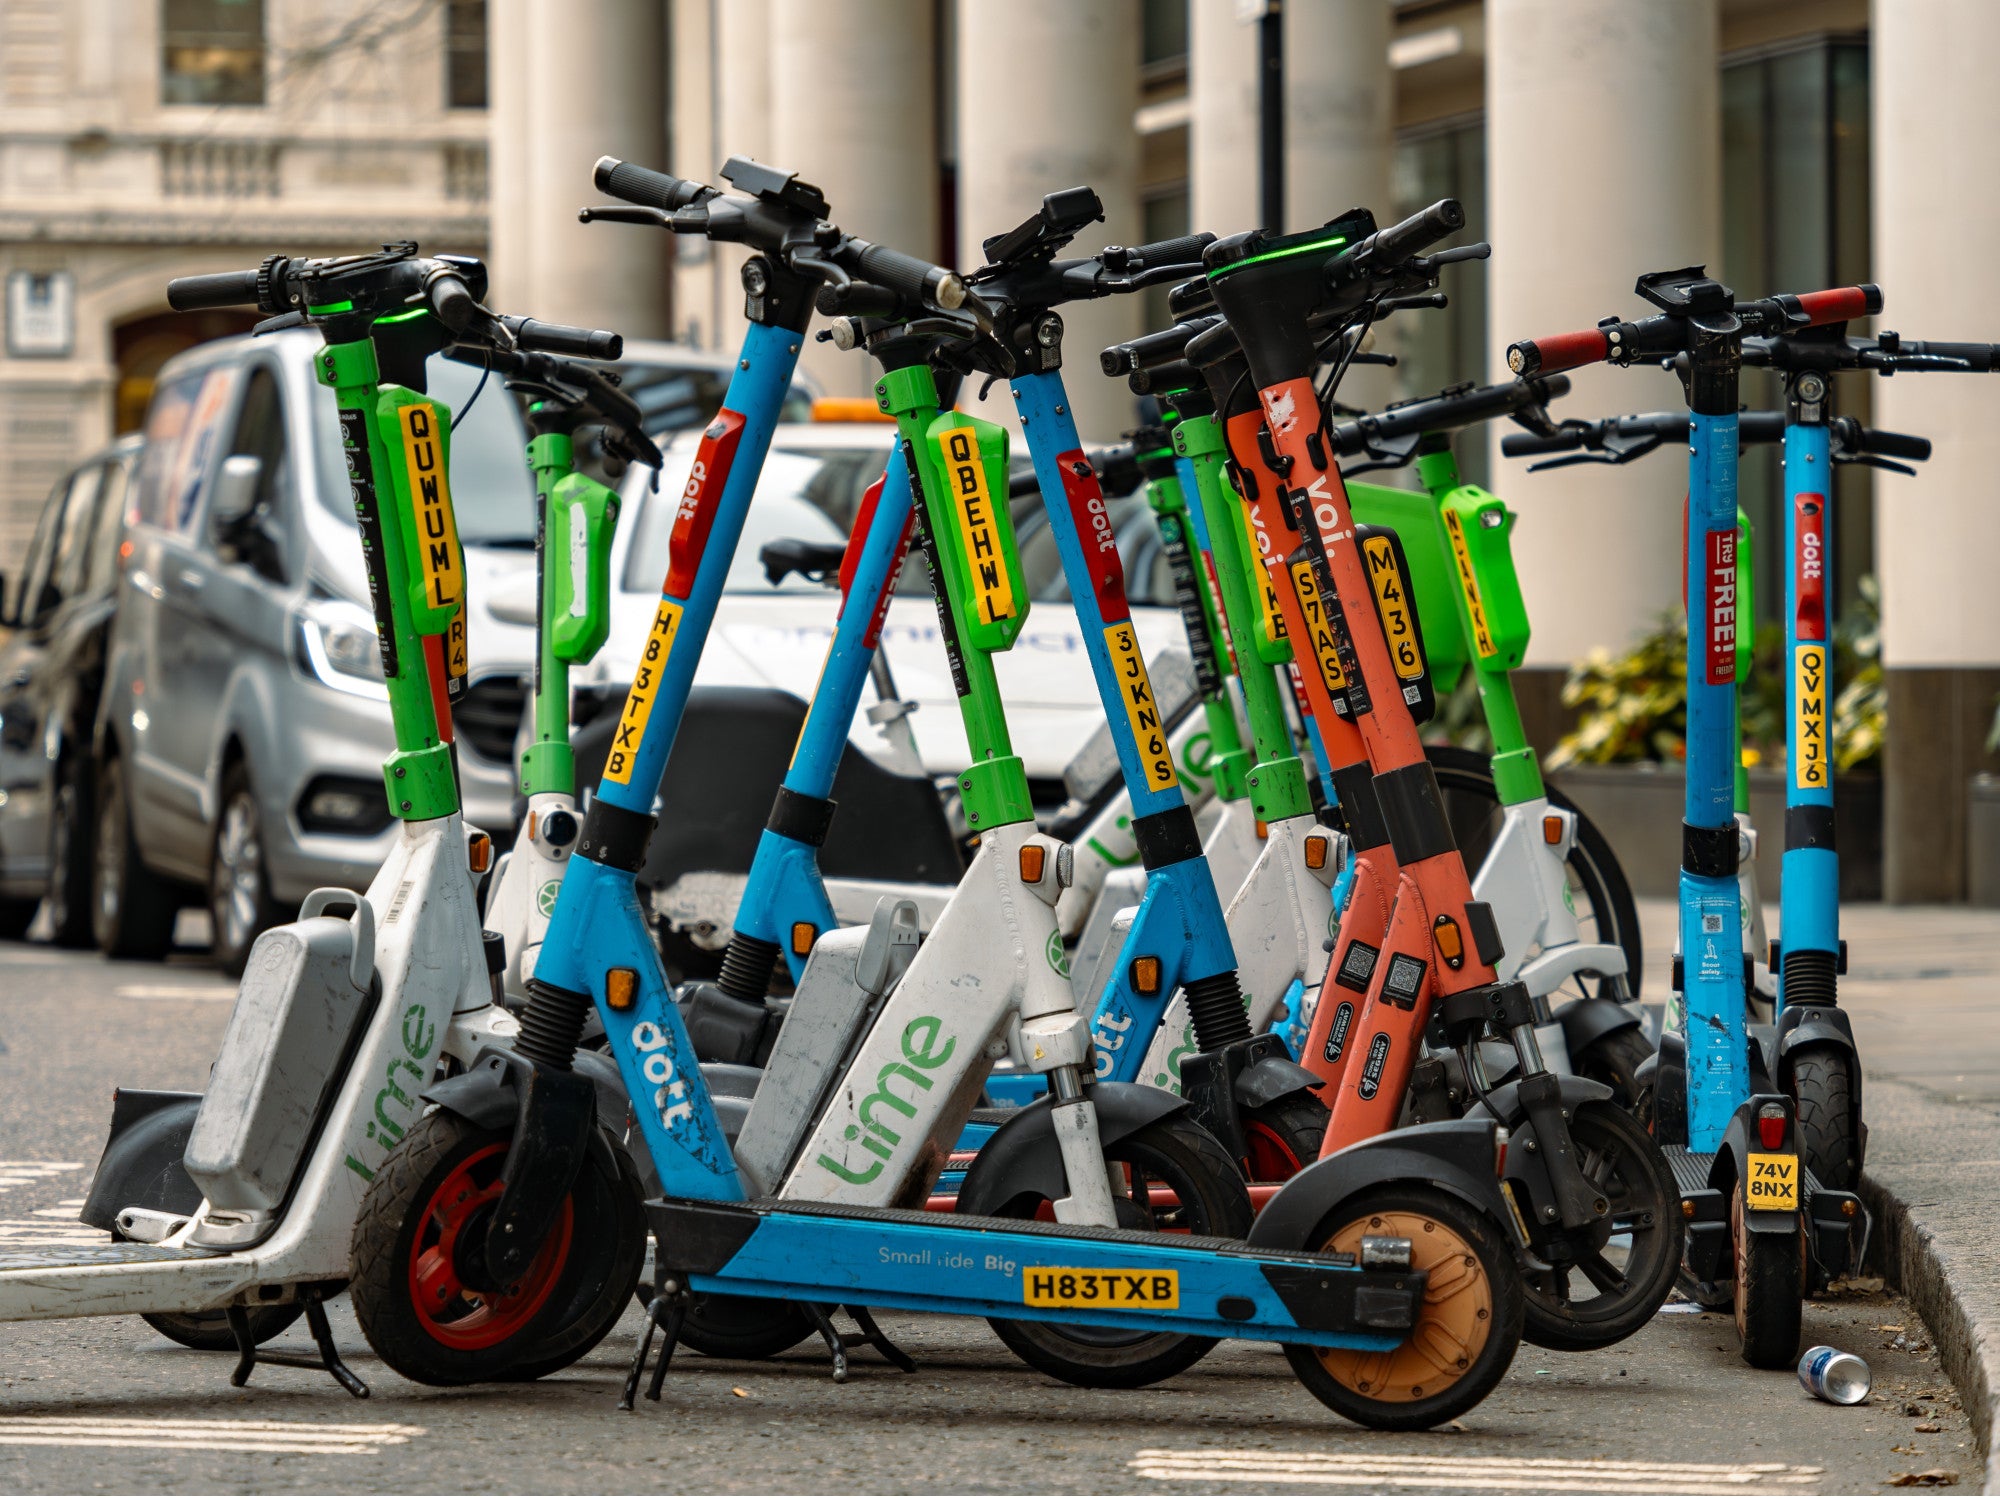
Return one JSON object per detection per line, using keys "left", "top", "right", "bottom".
{"left": 1311, "top": 1209, "right": 1493, "bottom": 1403}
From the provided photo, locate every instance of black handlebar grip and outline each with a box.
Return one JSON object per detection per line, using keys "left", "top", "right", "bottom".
{"left": 1499, "top": 430, "right": 1586, "bottom": 458}
{"left": 1167, "top": 277, "right": 1216, "bottom": 320}
{"left": 593, "top": 156, "right": 706, "bottom": 212}
{"left": 502, "top": 316, "right": 622, "bottom": 360}
{"left": 1855, "top": 426, "right": 1932, "bottom": 461}
{"left": 849, "top": 241, "right": 964, "bottom": 311}
{"left": 427, "top": 275, "right": 479, "bottom": 334}
{"left": 167, "top": 269, "right": 264, "bottom": 312}
{"left": 1130, "top": 359, "right": 1198, "bottom": 396}
{"left": 1897, "top": 340, "right": 2000, "bottom": 372}
{"left": 1103, "top": 233, "right": 1216, "bottom": 274}
{"left": 1366, "top": 199, "right": 1465, "bottom": 268}
{"left": 1102, "top": 318, "right": 1206, "bottom": 376}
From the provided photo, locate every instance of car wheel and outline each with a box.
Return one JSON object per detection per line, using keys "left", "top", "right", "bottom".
{"left": 209, "top": 762, "right": 279, "bottom": 977}
{"left": 92, "top": 756, "right": 178, "bottom": 960}
{"left": 45, "top": 757, "right": 94, "bottom": 948}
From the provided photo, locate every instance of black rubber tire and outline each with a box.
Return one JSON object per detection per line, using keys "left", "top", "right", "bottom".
{"left": 673, "top": 1293, "right": 818, "bottom": 1361}
{"left": 1573, "top": 1027, "right": 1655, "bottom": 1121}
{"left": 1792, "top": 1046, "right": 1859, "bottom": 1192}
{"left": 1733, "top": 1188, "right": 1804, "bottom": 1369}
{"left": 1426, "top": 743, "right": 1643, "bottom": 999}
{"left": 981, "top": 1113, "right": 1252, "bottom": 1389}
{"left": 139, "top": 1304, "right": 305, "bottom": 1350}
{"left": 1240, "top": 1093, "right": 1330, "bottom": 1182}
{"left": 92, "top": 755, "right": 178, "bottom": 959}
{"left": 1285, "top": 1183, "right": 1524, "bottom": 1430}
{"left": 1517, "top": 1098, "right": 1681, "bottom": 1351}
{"left": 45, "top": 757, "right": 93, "bottom": 948}
{"left": 349, "top": 1112, "right": 644, "bottom": 1386}
{"left": 208, "top": 761, "right": 280, "bottom": 978}
{"left": 0, "top": 896, "right": 36, "bottom": 939}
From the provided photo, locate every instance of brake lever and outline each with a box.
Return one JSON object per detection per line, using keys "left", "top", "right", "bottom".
{"left": 578, "top": 203, "right": 674, "bottom": 229}
{"left": 1835, "top": 453, "right": 1917, "bottom": 477}
{"left": 1409, "top": 243, "right": 1492, "bottom": 273}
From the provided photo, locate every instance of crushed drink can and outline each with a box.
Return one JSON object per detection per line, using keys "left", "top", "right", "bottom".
{"left": 1798, "top": 1344, "right": 1872, "bottom": 1404}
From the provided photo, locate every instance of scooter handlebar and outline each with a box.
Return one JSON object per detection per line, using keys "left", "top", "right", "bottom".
{"left": 499, "top": 315, "right": 623, "bottom": 360}
{"left": 1785, "top": 284, "right": 1883, "bottom": 327}
{"left": 1845, "top": 423, "right": 1931, "bottom": 461}
{"left": 1506, "top": 328, "right": 1612, "bottom": 378}
{"left": 166, "top": 268, "right": 265, "bottom": 312}
{"left": 1102, "top": 233, "right": 1216, "bottom": 275}
{"left": 1360, "top": 199, "right": 1465, "bottom": 270}
{"left": 836, "top": 239, "right": 968, "bottom": 313}
{"left": 593, "top": 156, "right": 710, "bottom": 212}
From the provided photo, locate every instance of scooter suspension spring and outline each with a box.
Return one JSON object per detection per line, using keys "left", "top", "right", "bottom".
{"left": 1183, "top": 970, "right": 1253, "bottom": 1052}
{"left": 518, "top": 977, "right": 593, "bottom": 1071}
{"left": 1782, "top": 948, "right": 1838, "bottom": 1009}
{"left": 716, "top": 934, "right": 781, "bottom": 1004}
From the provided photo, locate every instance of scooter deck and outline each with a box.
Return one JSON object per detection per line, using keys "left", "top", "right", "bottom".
{"left": 0, "top": 1242, "right": 220, "bottom": 1271}
{"left": 651, "top": 1195, "right": 1422, "bottom": 1350}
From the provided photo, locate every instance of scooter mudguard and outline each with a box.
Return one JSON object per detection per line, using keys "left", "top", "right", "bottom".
{"left": 423, "top": 1044, "right": 633, "bottom": 1142}
{"left": 1467, "top": 1073, "right": 1618, "bottom": 1234}
{"left": 1557, "top": 994, "right": 1646, "bottom": 1061}
{"left": 78, "top": 1091, "right": 201, "bottom": 1233}
{"left": 1773, "top": 1004, "right": 1867, "bottom": 1178}
{"left": 953, "top": 1083, "right": 1188, "bottom": 1218}
{"left": 1248, "top": 1117, "right": 1507, "bottom": 1252}
{"left": 1231, "top": 1048, "right": 1324, "bottom": 1111}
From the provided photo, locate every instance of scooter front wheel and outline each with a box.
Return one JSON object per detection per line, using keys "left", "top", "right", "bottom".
{"left": 1286, "top": 1184, "right": 1523, "bottom": 1430}
{"left": 1241, "top": 1095, "right": 1330, "bottom": 1182}
{"left": 350, "top": 1112, "right": 644, "bottom": 1386}
{"left": 980, "top": 1113, "right": 1251, "bottom": 1389}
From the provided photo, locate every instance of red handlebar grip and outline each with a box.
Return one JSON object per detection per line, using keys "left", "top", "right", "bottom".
{"left": 1507, "top": 328, "right": 1610, "bottom": 378}
{"left": 1794, "top": 285, "right": 1882, "bottom": 326}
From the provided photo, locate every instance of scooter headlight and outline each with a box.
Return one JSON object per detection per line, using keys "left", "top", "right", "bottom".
{"left": 296, "top": 598, "right": 389, "bottom": 700}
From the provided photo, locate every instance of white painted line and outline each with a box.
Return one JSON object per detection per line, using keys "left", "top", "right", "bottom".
{"left": 0, "top": 1417, "right": 424, "bottom": 1457}
{"left": 113, "top": 983, "right": 237, "bottom": 1002}
{"left": 1129, "top": 1450, "right": 1824, "bottom": 1493}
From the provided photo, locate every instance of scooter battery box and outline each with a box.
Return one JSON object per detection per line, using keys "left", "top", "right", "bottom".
{"left": 184, "top": 913, "right": 375, "bottom": 1212}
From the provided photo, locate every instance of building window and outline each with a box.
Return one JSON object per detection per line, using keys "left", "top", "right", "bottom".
{"left": 1392, "top": 115, "right": 1488, "bottom": 485}
{"left": 1142, "top": 0, "right": 1188, "bottom": 72}
{"left": 161, "top": 0, "right": 265, "bottom": 106}
{"left": 446, "top": 0, "right": 487, "bottom": 110}
{"left": 1722, "top": 38, "right": 1871, "bottom": 623}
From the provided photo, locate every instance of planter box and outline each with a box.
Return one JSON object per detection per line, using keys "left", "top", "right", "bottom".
{"left": 1548, "top": 763, "right": 1882, "bottom": 904}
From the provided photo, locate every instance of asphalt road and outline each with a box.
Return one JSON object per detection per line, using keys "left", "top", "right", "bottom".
{"left": 0, "top": 930, "right": 1983, "bottom": 1494}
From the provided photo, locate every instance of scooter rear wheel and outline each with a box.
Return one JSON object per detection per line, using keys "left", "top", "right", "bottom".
{"left": 1242, "top": 1095, "right": 1330, "bottom": 1182}
{"left": 981, "top": 1113, "right": 1251, "bottom": 1389}
{"left": 1791, "top": 1046, "right": 1859, "bottom": 1192}
{"left": 350, "top": 1112, "right": 644, "bottom": 1386}
{"left": 1732, "top": 1187, "right": 1804, "bottom": 1368}
{"left": 1286, "top": 1183, "right": 1523, "bottom": 1430}
{"left": 1518, "top": 1099, "right": 1681, "bottom": 1350}
{"left": 137, "top": 1304, "right": 303, "bottom": 1351}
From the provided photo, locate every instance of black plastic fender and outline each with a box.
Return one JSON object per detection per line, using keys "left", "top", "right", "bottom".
{"left": 78, "top": 1089, "right": 202, "bottom": 1232}
{"left": 953, "top": 1082, "right": 1187, "bottom": 1218}
{"left": 1469, "top": 1070, "right": 1615, "bottom": 1126}
{"left": 1713, "top": 1097, "right": 1803, "bottom": 1238}
{"left": 1774, "top": 1005, "right": 1866, "bottom": 1175}
{"left": 1249, "top": 1117, "right": 1508, "bottom": 1251}
{"left": 1558, "top": 995, "right": 1645, "bottom": 1059}
{"left": 1653, "top": 1030, "right": 1689, "bottom": 1146}
{"left": 1466, "top": 1072, "right": 1617, "bottom": 1234}
{"left": 1233, "top": 1052, "right": 1323, "bottom": 1111}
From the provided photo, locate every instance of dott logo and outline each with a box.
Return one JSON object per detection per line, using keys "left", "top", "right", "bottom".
{"left": 397, "top": 404, "right": 463, "bottom": 613}
{"left": 1356, "top": 1032, "right": 1392, "bottom": 1101}
{"left": 815, "top": 1016, "right": 958, "bottom": 1185}
{"left": 663, "top": 410, "right": 745, "bottom": 598}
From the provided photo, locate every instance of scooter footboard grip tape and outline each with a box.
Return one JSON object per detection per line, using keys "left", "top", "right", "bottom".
{"left": 1507, "top": 328, "right": 1609, "bottom": 377}
{"left": 1794, "top": 285, "right": 1881, "bottom": 325}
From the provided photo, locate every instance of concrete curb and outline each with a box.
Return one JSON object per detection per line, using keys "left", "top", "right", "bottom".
{"left": 1856, "top": 1076, "right": 2000, "bottom": 1493}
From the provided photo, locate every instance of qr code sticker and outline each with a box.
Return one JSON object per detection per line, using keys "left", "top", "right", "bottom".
{"left": 1702, "top": 913, "right": 1725, "bottom": 934}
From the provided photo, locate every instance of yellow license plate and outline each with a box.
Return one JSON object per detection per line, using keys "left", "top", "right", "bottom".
{"left": 1022, "top": 1267, "right": 1179, "bottom": 1310}
{"left": 1745, "top": 1152, "right": 1800, "bottom": 1212}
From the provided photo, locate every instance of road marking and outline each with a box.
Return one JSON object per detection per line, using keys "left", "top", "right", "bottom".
{"left": 1129, "top": 1450, "right": 1824, "bottom": 1493}
{"left": 0, "top": 1219, "right": 100, "bottom": 1247}
{"left": 0, "top": 1417, "right": 425, "bottom": 1456}
{"left": 0, "top": 1163, "right": 80, "bottom": 1197}
{"left": 113, "top": 983, "right": 237, "bottom": 1002}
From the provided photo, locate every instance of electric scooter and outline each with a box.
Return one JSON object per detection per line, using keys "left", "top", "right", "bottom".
{"left": 348, "top": 158, "right": 1530, "bottom": 1428}
{"left": 1506, "top": 267, "right": 1872, "bottom": 1365}
{"left": 476, "top": 347, "right": 660, "bottom": 1004}
{"left": 0, "top": 248, "right": 643, "bottom": 1394}
{"left": 1176, "top": 204, "right": 1683, "bottom": 1353}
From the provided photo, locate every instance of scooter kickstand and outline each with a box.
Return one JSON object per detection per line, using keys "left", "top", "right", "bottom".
{"left": 619, "top": 1289, "right": 689, "bottom": 1411}
{"left": 805, "top": 1304, "right": 850, "bottom": 1383}
{"left": 224, "top": 1290, "right": 369, "bottom": 1398}
{"left": 844, "top": 1305, "right": 917, "bottom": 1373}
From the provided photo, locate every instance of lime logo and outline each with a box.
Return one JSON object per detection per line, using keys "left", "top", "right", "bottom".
{"left": 1046, "top": 930, "right": 1070, "bottom": 977}
{"left": 814, "top": 1016, "right": 957, "bottom": 1185}
{"left": 537, "top": 880, "right": 560, "bottom": 917}
{"left": 1562, "top": 882, "right": 1576, "bottom": 916}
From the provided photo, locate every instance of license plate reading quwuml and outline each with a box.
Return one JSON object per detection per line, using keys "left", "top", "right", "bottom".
{"left": 1022, "top": 1268, "right": 1179, "bottom": 1310}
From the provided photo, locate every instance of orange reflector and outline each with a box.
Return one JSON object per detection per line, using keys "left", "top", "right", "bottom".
{"left": 1131, "top": 955, "right": 1162, "bottom": 996}
{"left": 811, "top": 396, "right": 895, "bottom": 423}
{"left": 1254, "top": 819, "right": 1269, "bottom": 841}
{"left": 1841, "top": 1198, "right": 1857, "bottom": 1217}
{"left": 791, "top": 921, "right": 817, "bottom": 956}
{"left": 606, "top": 967, "right": 638, "bottom": 1010}
{"left": 1433, "top": 914, "right": 1464, "bottom": 968}
{"left": 468, "top": 831, "right": 492, "bottom": 874}
{"left": 1303, "top": 834, "right": 1329, "bottom": 870}
{"left": 1019, "top": 843, "right": 1046, "bottom": 884}
{"left": 527, "top": 811, "right": 538, "bottom": 843}
{"left": 1682, "top": 1198, "right": 1697, "bottom": 1219}
{"left": 1543, "top": 814, "right": 1563, "bottom": 844}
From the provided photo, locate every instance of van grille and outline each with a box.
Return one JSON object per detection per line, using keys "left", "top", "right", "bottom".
{"left": 454, "top": 673, "right": 527, "bottom": 765}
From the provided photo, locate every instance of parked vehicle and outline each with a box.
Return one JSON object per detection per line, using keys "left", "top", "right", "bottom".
{"left": 0, "top": 436, "right": 142, "bottom": 944}
{"left": 95, "top": 329, "right": 540, "bottom": 971}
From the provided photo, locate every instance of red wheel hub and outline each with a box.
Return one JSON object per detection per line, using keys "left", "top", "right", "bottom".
{"left": 409, "top": 1142, "right": 574, "bottom": 1350}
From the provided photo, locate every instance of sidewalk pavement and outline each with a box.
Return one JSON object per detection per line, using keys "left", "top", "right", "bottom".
{"left": 1638, "top": 900, "right": 2000, "bottom": 1492}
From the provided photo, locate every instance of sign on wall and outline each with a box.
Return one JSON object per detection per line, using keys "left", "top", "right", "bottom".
{"left": 7, "top": 270, "right": 74, "bottom": 358}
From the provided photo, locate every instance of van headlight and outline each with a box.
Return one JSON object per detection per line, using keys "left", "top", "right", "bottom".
{"left": 296, "top": 599, "right": 389, "bottom": 700}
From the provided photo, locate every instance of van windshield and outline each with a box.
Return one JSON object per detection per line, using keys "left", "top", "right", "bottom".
{"left": 312, "top": 355, "right": 537, "bottom": 546}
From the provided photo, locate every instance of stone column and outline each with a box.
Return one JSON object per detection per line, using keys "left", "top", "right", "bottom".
{"left": 1486, "top": 0, "right": 1720, "bottom": 734}
{"left": 956, "top": 0, "right": 1140, "bottom": 440}
{"left": 669, "top": 0, "right": 717, "bottom": 348}
{"left": 1189, "top": 0, "right": 1259, "bottom": 240}
{"left": 492, "top": 0, "right": 671, "bottom": 338}
{"left": 701, "top": 0, "right": 773, "bottom": 356}
{"left": 771, "top": 0, "right": 938, "bottom": 398}
{"left": 1872, "top": 0, "right": 2000, "bottom": 901}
